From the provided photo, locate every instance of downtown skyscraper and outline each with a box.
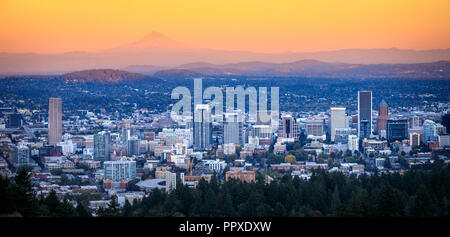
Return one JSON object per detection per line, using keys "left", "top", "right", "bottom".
{"left": 48, "top": 97, "right": 62, "bottom": 145}
{"left": 423, "top": 120, "right": 438, "bottom": 143}
{"left": 376, "top": 99, "right": 389, "bottom": 138}
{"left": 94, "top": 131, "right": 111, "bottom": 161}
{"left": 224, "top": 112, "right": 244, "bottom": 145}
{"left": 358, "top": 91, "right": 372, "bottom": 139}
{"left": 193, "top": 104, "right": 212, "bottom": 150}
{"left": 278, "top": 114, "right": 299, "bottom": 141}
{"left": 330, "top": 107, "right": 349, "bottom": 142}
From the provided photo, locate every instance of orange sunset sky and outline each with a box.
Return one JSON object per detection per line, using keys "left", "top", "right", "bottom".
{"left": 0, "top": 0, "right": 449, "bottom": 54}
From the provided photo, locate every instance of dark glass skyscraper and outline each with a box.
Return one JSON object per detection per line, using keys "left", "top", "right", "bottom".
{"left": 386, "top": 119, "right": 409, "bottom": 142}
{"left": 94, "top": 131, "right": 110, "bottom": 161}
{"left": 443, "top": 113, "right": 450, "bottom": 134}
{"left": 358, "top": 91, "right": 372, "bottom": 139}
{"left": 6, "top": 113, "right": 22, "bottom": 128}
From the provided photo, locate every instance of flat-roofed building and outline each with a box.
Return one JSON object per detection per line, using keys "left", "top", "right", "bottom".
{"left": 103, "top": 160, "right": 136, "bottom": 182}
{"left": 278, "top": 114, "right": 299, "bottom": 141}
{"left": 306, "top": 120, "right": 324, "bottom": 137}
{"left": 225, "top": 169, "right": 255, "bottom": 183}
{"left": 330, "top": 107, "right": 349, "bottom": 142}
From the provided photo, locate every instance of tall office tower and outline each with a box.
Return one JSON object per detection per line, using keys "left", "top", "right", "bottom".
{"left": 330, "top": 107, "right": 349, "bottom": 142}
{"left": 193, "top": 104, "right": 212, "bottom": 150}
{"left": 121, "top": 120, "right": 131, "bottom": 143}
{"left": 278, "top": 114, "right": 299, "bottom": 140}
{"left": 224, "top": 112, "right": 244, "bottom": 145}
{"left": 386, "top": 119, "right": 409, "bottom": 142}
{"left": 376, "top": 99, "right": 389, "bottom": 136}
{"left": 348, "top": 135, "right": 359, "bottom": 152}
{"left": 103, "top": 160, "right": 136, "bottom": 182}
{"left": 358, "top": 91, "right": 372, "bottom": 139}
{"left": 423, "top": 120, "right": 438, "bottom": 143}
{"left": 127, "top": 137, "right": 140, "bottom": 156}
{"left": 17, "top": 145, "right": 30, "bottom": 166}
{"left": 48, "top": 97, "right": 62, "bottom": 145}
{"left": 94, "top": 131, "right": 110, "bottom": 161}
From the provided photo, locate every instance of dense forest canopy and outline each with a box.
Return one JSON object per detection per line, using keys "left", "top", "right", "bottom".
{"left": 2, "top": 162, "right": 450, "bottom": 217}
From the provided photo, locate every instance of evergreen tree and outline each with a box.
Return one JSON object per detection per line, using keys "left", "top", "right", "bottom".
{"left": 0, "top": 175, "right": 13, "bottom": 214}
{"left": 340, "top": 191, "right": 364, "bottom": 217}
{"left": 76, "top": 202, "right": 92, "bottom": 217}
{"left": 12, "top": 167, "right": 39, "bottom": 216}
{"left": 383, "top": 158, "right": 392, "bottom": 169}
{"left": 222, "top": 192, "right": 235, "bottom": 217}
{"left": 376, "top": 185, "right": 404, "bottom": 216}
{"left": 410, "top": 185, "right": 434, "bottom": 217}
{"left": 330, "top": 185, "right": 341, "bottom": 216}
{"left": 121, "top": 200, "right": 133, "bottom": 217}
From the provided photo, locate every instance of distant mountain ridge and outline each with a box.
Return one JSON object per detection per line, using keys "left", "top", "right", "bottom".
{"left": 54, "top": 60, "right": 450, "bottom": 82}
{"left": 153, "top": 69, "right": 202, "bottom": 78}
{"left": 1, "top": 32, "right": 450, "bottom": 75}
{"left": 147, "top": 60, "right": 450, "bottom": 79}
{"left": 61, "top": 69, "right": 148, "bottom": 83}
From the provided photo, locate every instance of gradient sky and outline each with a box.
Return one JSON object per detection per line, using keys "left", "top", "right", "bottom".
{"left": 0, "top": 0, "right": 449, "bottom": 54}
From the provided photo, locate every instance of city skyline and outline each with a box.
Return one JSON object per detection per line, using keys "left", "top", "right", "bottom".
{"left": 0, "top": 0, "right": 449, "bottom": 227}
{"left": 1, "top": 73, "right": 449, "bottom": 221}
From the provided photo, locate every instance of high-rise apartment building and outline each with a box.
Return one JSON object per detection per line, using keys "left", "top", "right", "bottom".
{"left": 17, "top": 145, "right": 30, "bottom": 166}
{"left": 348, "top": 135, "right": 359, "bottom": 152}
{"left": 103, "top": 160, "right": 136, "bottom": 182}
{"left": 165, "top": 171, "right": 184, "bottom": 193}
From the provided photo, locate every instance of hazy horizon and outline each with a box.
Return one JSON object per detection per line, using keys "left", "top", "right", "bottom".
{"left": 1, "top": 31, "right": 450, "bottom": 55}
